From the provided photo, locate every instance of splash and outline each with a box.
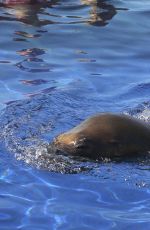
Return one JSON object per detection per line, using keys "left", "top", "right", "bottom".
{"left": 0, "top": 88, "right": 149, "bottom": 174}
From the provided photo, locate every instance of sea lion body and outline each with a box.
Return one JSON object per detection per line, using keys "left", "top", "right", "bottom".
{"left": 52, "top": 113, "right": 150, "bottom": 160}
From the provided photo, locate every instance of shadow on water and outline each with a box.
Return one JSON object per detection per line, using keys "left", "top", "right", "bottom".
{"left": 81, "top": 0, "right": 118, "bottom": 26}
{"left": 0, "top": 0, "right": 60, "bottom": 26}
{"left": 0, "top": 0, "right": 129, "bottom": 102}
{"left": 16, "top": 47, "right": 54, "bottom": 73}
{"left": 0, "top": 0, "right": 127, "bottom": 27}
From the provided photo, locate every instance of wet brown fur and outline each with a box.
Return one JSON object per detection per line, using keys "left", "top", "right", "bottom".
{"left": 52, "top": 113, "right": 150, "bottom": 160}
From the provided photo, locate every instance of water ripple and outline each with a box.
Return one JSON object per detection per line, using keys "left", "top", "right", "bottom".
{"left": 0, "top": 0, "right": 150, "bottom": 229}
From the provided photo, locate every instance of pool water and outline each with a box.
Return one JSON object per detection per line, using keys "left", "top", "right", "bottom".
{"left": 0, "top": 0, "right": 150, "bottom": 229}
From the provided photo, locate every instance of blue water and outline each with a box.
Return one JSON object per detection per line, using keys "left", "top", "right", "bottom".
{"left": 0, "top": 0, "right": 150, "bottom": 229}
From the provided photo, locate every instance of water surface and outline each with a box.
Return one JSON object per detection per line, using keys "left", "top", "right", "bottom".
{"left": 0, "top": 0, "right": 150, "bottom": 229}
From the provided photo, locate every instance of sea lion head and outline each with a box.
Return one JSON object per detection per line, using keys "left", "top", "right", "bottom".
{"left": 53, "top": 130, "right": 99, "bottom": 158}
{"left": 52, "top": 114, "right": 122, "bottom": 159}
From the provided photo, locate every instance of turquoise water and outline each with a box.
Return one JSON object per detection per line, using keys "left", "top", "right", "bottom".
{"left": 0, "top": 0, "right": 150, "bottom": 229}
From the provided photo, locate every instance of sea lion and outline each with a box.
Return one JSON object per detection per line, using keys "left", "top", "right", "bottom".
{"left": 51, "top": 113, "right": 150, "bottom": 160}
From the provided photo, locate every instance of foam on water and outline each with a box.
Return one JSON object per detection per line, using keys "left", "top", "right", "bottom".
{"left": 0, "top": 85, "right": 150, "bottom": 175}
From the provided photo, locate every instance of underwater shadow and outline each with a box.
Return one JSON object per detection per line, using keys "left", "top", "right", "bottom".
{"left": 0, "top": 0, "right": 60, "bottom": 26}
{"left": 81, "top": 0, "right": 128, "bottom": 26}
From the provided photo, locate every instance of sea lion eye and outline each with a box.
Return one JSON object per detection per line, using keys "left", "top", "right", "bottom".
{"left": 76, "top": 138, "right": 88, "bottom": 149}
{"left": 76, "top": 144, "right": 86, "bottom": 149}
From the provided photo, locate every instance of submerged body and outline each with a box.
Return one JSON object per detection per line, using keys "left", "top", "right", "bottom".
{"left": 51, "top": 113, "right": 150, "bottom": 160}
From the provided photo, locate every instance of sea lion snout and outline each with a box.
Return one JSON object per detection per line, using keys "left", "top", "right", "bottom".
{"left": 53, "top": 133, "right": 89, "bottom": 155}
